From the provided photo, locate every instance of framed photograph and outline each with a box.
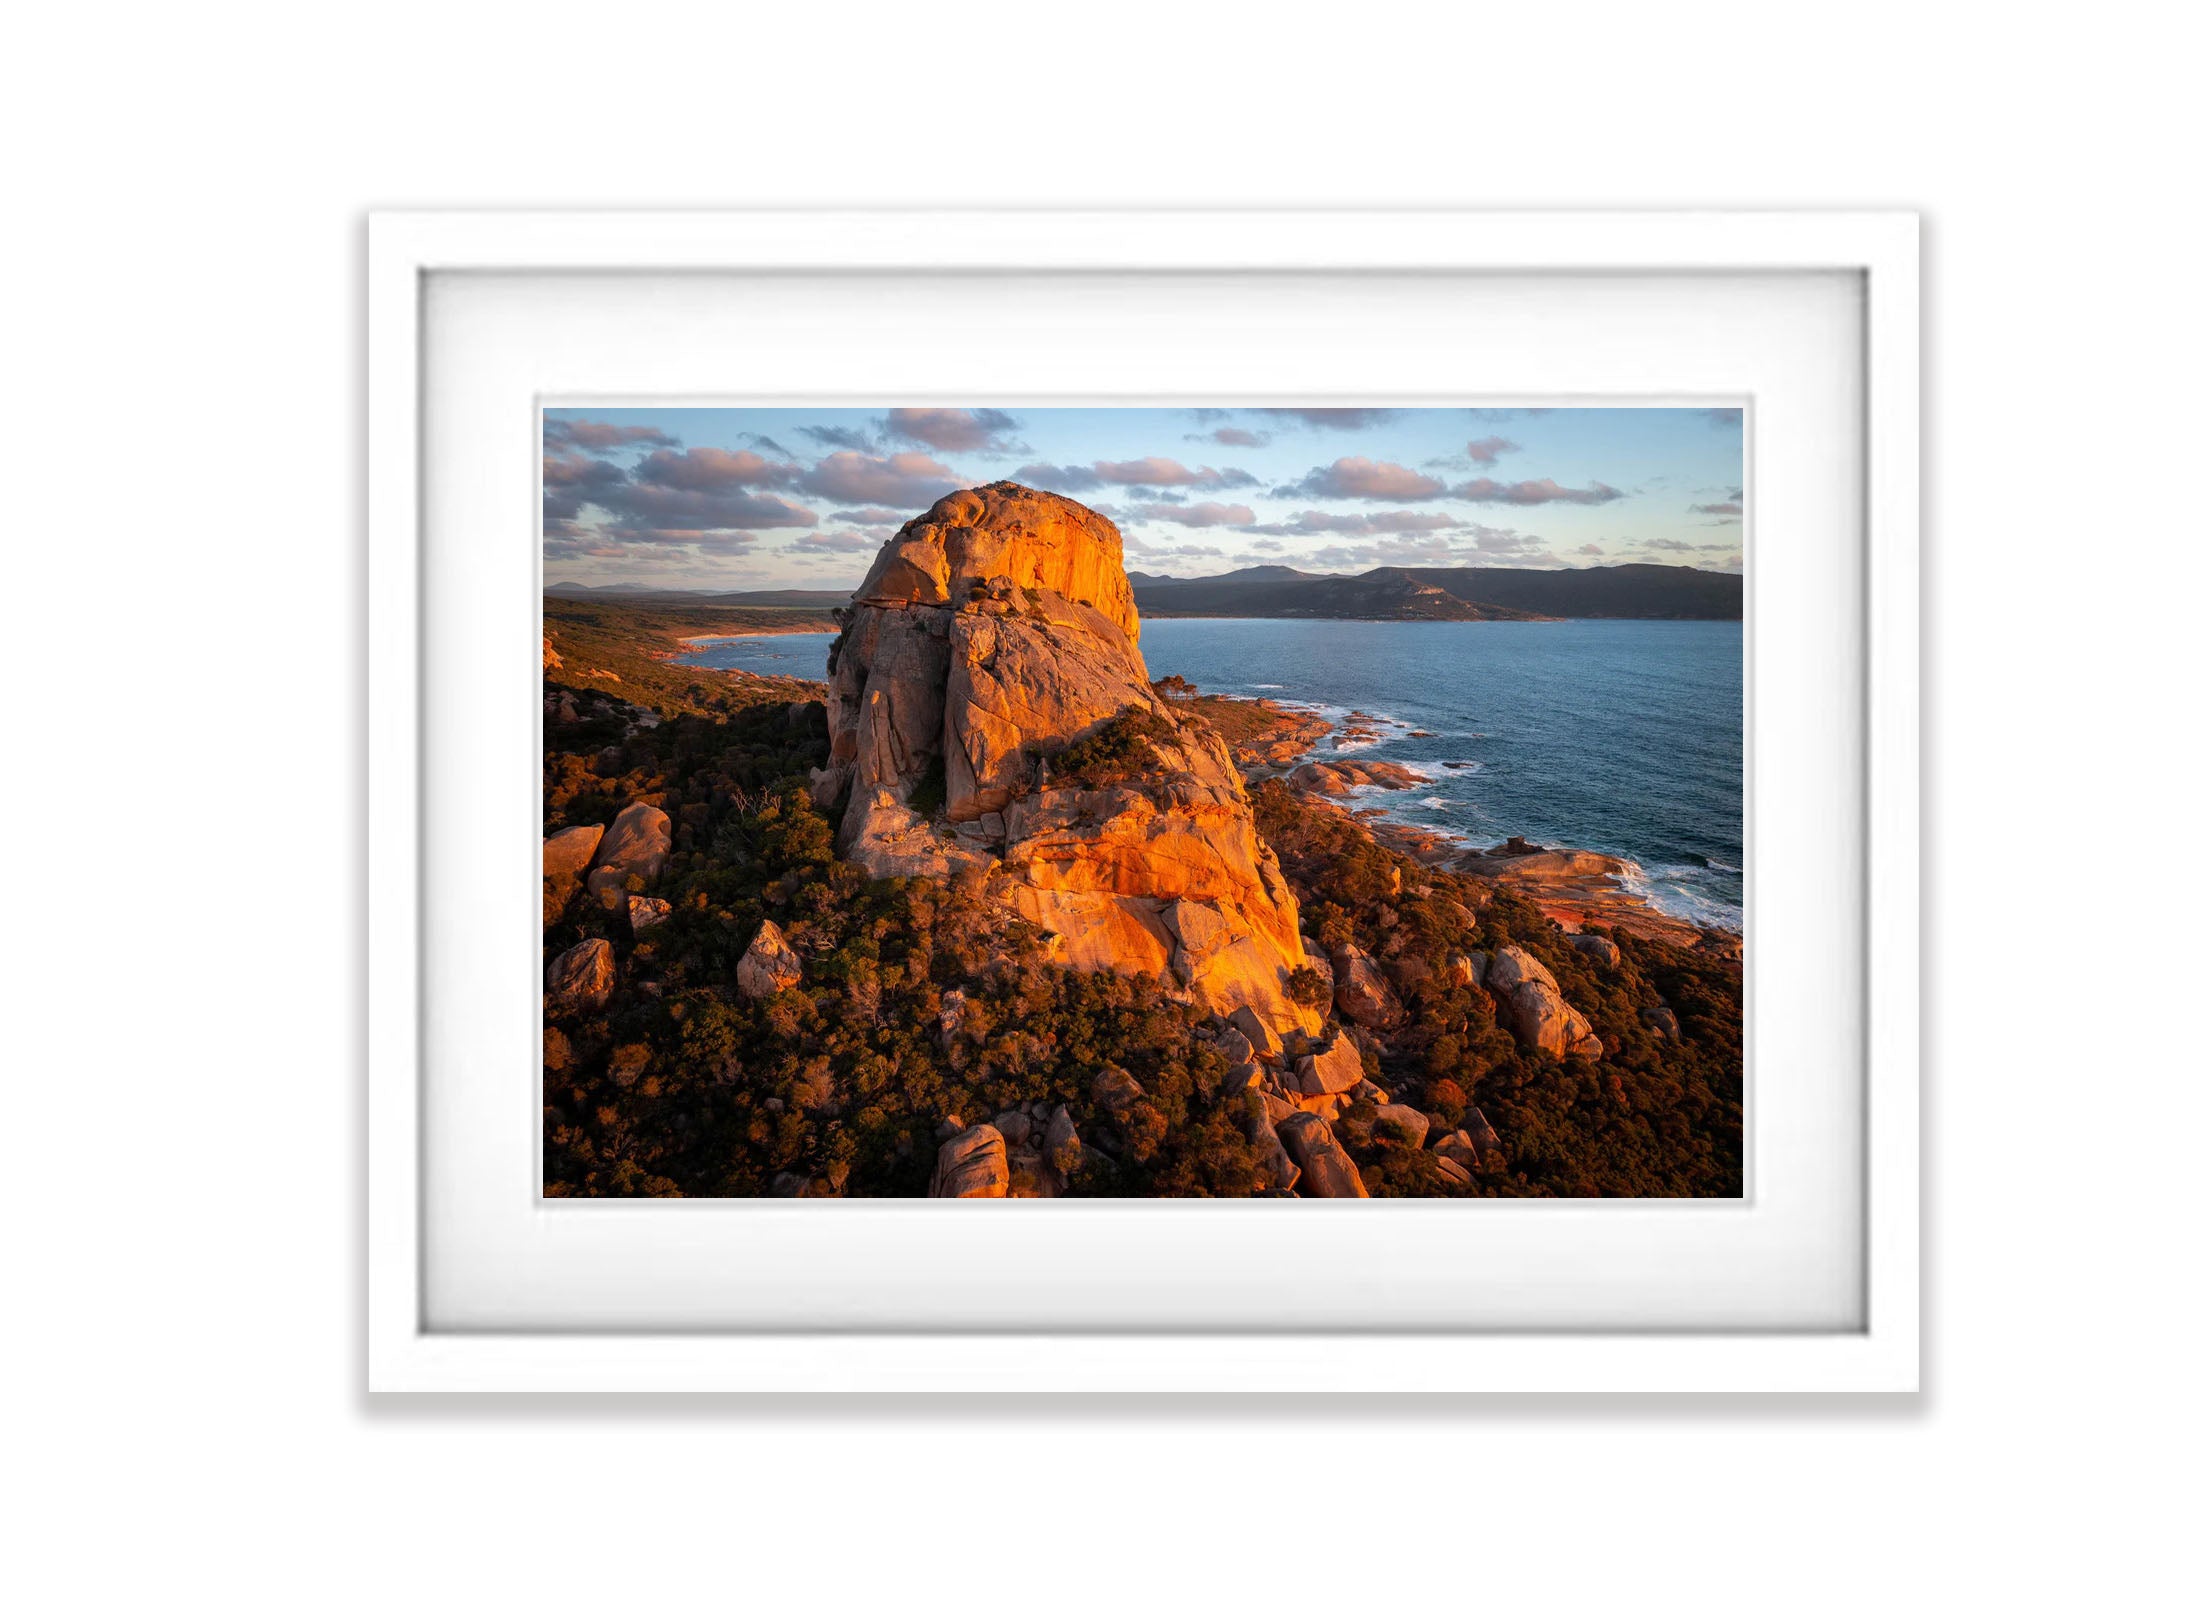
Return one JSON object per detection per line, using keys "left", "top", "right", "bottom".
{"left": 368, "top": 210, "right": 1917, "bottom": 1391}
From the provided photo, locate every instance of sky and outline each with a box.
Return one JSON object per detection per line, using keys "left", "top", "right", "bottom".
{"left": 543, "top": 406, "right": 1745, "bottom": 591}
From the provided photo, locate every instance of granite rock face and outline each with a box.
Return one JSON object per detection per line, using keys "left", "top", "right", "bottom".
{"left": 1483, "top": 945, "right": 1603, "bottom": 1060}
{"left": 812, "top": 482, "right": 1319, "bottom": 1039}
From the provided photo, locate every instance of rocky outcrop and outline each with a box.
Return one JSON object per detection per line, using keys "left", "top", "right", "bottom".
{"left": 736, "top": 919, "right": 802, "bottom": 1000}
{"left": 545, "top": 937, "right": 615, "bottom": 1016}
{"left": 1276, "top": 1112, "right": 1368, "bottom": 1198}
{"left": 1568, "top": 933, "right": 1622, "bottom": 972}
{"left": 928, "top": 1124, "right": 1009, "bottom": 1198}
{"left": 811, "top": 483, "right": 1319, "bottom": 1039}
{"left": 1483, "top": 945, "right": 1602, "bottom": 1060}
{"left": 628, "top": 895, "right": 671, "bottom": 931}
{"left": 1329, "top": 943, "right": 1405, "bottom": 1031}
{"left": 584, "top": 801, "right": 671, "bottom": 914}
{"left": 1294, "top": 1031, "right": 1366, "bottom": 1098}
{"left": 1285, "top": 760, "right": 1431, "bottom": 798}
{"left": 1372, "top": 1104, "right": 1430, "bottom": 1149}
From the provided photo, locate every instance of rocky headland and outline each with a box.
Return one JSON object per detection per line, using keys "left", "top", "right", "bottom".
{"left": 539, "top": 482, "right": 1745, "bottom": 1200}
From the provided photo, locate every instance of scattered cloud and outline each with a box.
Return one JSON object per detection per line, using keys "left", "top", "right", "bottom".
{"left": 1252, "top": 407, "right": 1398, "bottom": 431}
{"left": 1012, "top": 461, "right": 1103, "bottom": 493}
{"left": 1129, "top": 501, "right": 1258, "bottom": 528}
{"left": 1462, "top": 407, "right": 1553, "bottom": 422}
{"left": 1264, "top": 509, "right": 1487, "bottom": 536}
{"left": 796, "top": 422, "right": 878, "bottom": 451}
{"left": 793, "top": 450, "right": 968, "bottom": 509}
{"left": 1453, "top": 476, "right": 1625, "bottom": 506}
{"left": 1689, "top": 500, "right": 1744, "bottom": 517}
{"left": 829, "top": 507, "right": 907, "bottom": 526}
{"left": 881, "top": 407, "right": 1023, "bottom": 454}
{"left": 791, "top": 529, "right": 881, "bottom": 554}
{"left": 544, "top": 442, "right": 819, "bottom": 554}
{"left": 544, "top": 418, "right": 680, "bottom": 453}
{"left": 1185, "top": 426, "right": 1272, "bottom": 448}
{"left": 1277, "top": 456, "right": 1449, "bottom": 501}
{"left": 1429, "top": 435, "right": 1522, "bottom": 469}
{"left": 1093, "top": 456, "right": 1259, "bottom": 490}
{"left": 1575, "top": 543, "right": 1606, "bottom": 557}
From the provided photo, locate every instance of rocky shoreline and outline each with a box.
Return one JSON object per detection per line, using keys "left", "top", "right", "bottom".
{"left": 1199, "top": 690, "right": 1738, "bottom": 959}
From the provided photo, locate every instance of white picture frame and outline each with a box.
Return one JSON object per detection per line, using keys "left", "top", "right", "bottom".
{"left": 368, "top": 210, "right": 1918, "bottom": 1392}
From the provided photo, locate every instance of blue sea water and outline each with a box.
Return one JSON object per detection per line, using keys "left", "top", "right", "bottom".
{"left": 680, "top": 617, "right": 1743, "bottom": 929}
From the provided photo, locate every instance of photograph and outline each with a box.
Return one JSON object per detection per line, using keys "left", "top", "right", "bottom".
{"left": 542, "top": 404, "right": 1746, "bottom": 1198}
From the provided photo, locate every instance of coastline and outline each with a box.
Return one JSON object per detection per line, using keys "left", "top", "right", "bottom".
{"left": 1204, "top": 689, "right": 1740, "bottom": 954}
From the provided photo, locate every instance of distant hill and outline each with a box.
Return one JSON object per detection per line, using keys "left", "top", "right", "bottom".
{"left": 1131, "top": 562, "right": 1739, "bottom": 621}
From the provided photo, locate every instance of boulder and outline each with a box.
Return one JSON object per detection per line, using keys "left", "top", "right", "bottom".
{"left": 1245, "top": 1096, "right": 1300, "bottom": 1193}
{"left": 1431, "top": 1130, "right": 1477, "bottom": 1169}
{"left": 1276, "top": 1112, "right": 1368, "bottom": 1199}
{"left": 812, "top": 482, "right": 1321, "bottom": 1042}
{"left": 1230, "top": 1005, "right": 1285, "bottom": 1062}
{"left": 1433, "top": 1156, "right": 1475, "bottom": 1189}
{"left": 995, "top": 1109, "right": 1033, "bottom": 1149}
{"left": 1645, "top": 1005, "right": 1681, "bottom": 1041}
{"left": 1330, "top": 943, "right": 1405, "bottom": 1030}
{"left": 1222, "top": 1061, "right": 1264, "bottom": 1097}
{"left": 1217, "top": 1027, "right": 1256, "bottom": 1069}
{"left": 1372, "top": 1104, "right": 1430, "bottom": 1148}
{"left": 1091, "top": 1066, "right": 1146, "bottom": 1119}
{"left": 1457, "top": 1106, "right": 1501, "bottom": 1163}
{"left": 928, "top": 1124, "right": 1009, "bottom": 1198}
{"left": 542, "top": 823, "right": 604, "bottom": 879}
{"left": 736, "top": 919, "right": 802, "bottom": 1000}
{"left": 584, "top": 801, "right": 671, "bottom": 913}
{"left": 1569, "top": 933, "right": 1623, "bottom": 973}
{"left": 627, "top": 895, "right": 671, "bottom": 931}
{"left": 1294, "top": 1032, "right": 1365, "bottom": 1097}
{"left": 544, "top": 937, "right": 614, "bottom": 1016}
{"left": 1482, "top": 944, "right": 1602, "bottom": 1059}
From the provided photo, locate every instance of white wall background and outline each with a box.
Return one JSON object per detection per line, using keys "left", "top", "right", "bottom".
{"left": 4, "top": 3, "right": 2189, "bottom": 1595}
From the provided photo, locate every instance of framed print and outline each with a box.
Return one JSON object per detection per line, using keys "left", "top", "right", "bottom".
{"left": 368, "top": 210, "right": 1918, "bottom": 1391}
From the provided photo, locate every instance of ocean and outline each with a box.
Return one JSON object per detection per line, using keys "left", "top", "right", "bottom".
{"left": 680, "top": 616, "right": 1743, "bottom": 930}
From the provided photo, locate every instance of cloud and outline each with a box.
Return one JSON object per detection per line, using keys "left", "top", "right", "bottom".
{"left": 544, "top": 442, "right": 819, "bottom": 549}
{"left": 1093, "top": 456, "right": 1259, "bottom": 490}
{"left": 1277, "top": 456, "right": 1448, "bottom": 501}
{"left": 829, "top": 507, "right": 907, "bottom": 526}
{"left": 792, "top": 529, "right": 881, "bottom": 554}
{"left": 1185, "top": 426, "right": 1272, "bottom": 448}
{"left": 1702, "top": 408, "right": 1744, "bottom": 428}
{"left": 1688, "top": 500, "right": 1744, "bottom": 517}
{"left": 1012, "top": 461, "right": 1103, "bottom": 493}
{"left": 1462, "top": 407, "right": 1553, "bottom": 422}
{"left": 1466, "top": 436, "right": 1520, "bottom": 465}
{"left": 1575, "top": 543, "right": 1606, "bottom": 557}
{"left": 633, "top": 447, "right": 798, "bottom": 492}
{"left": 796, "top": 423, "right": 878, "bottom": 451}
{"left": 1252, "top": 407, "right": 1398, "bottom": 430}
{"left": 793, "top": 450, "right": 968, "bottom": 509}
{"left": 882, "top": 407, "right": 1022, "bottom": 454}
{"left": 1453, "top": 476, "right": 1625, "bottom": 506}
{"left": 1130, "top": 501, "right": 1258, "bottom": 527}
{"left": 544, "top": 418, "right": 680, "bottom": 453}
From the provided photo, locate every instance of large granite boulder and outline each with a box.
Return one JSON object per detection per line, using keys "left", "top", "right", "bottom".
{"left": 545, "top": 937, "right": 615, "bottom": 1016}
{"left": 1276, "top": 1112, "right": 1368, "bottom": 1198}
{"left": 584, "top": 801, "right": 671, "bottom": 913}
{"left": 1372, "top": 1104, "right": 1430, "bottom": 1149}
{"left": 928, "top": 1124, "right": 1009, "bottom": 1198}
{"left": 1294, "top": 1031, "right": 1365, "bottom": 1097}
{"left": 543, "top": 823, "right": 604, "bottom": 878}
{"left": 811, "top": 483, "right": 1320, "bottom": 1042}
{"left": 1482, "top": 945, "right": 1602, "bottom": 1060}
{"left": 736, "top": 919, "right": 802, "bottom": 1000}
{"left": 1330, "top": 943, "right": 1405, "bottom": 1031}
